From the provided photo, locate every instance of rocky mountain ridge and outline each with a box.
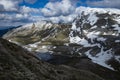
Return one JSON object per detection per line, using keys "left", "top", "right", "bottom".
{"left": 3, "top": 7, "right": 120, "bottom": 72}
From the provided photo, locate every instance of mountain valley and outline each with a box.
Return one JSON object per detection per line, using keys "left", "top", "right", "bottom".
{"left": 1, "top": 7, "right": 120, "bottom": 80}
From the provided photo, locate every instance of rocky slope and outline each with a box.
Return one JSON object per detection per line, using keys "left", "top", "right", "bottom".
{"left": 0, "top": 38, "right": 105, "bottom": 80}
{"left": 3, "top": 21, "right": 71, "bottom": 51}
{"left": 69, "top": 7, "right": 120, "bottom": 71}
{"left": 3, "top": 7, "right": 120, "bottom": 73}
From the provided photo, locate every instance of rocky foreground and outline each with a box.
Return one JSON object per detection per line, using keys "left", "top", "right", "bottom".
{"left": 0, "top": 38, "right": 105, "bottom": 80}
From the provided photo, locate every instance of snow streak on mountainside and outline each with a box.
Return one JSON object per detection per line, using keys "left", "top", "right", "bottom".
{"left": 69, "top": 7, "right": 120, "bottom": 70}
{"left": 3, "top": 7, "right": 120, "bottom": 71}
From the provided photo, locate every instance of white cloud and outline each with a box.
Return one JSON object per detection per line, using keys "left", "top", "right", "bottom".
{"left": 20, "top": 6, "right": 40, "bottom": 14}
{"left": 87, "top": 0, "right": 120, "bottom": 8}
{"left": 40, "top": 0, "right": 77, "bottom": 23}
{"left": 41, "top": 0, "right": 120, "bottom": 24}
{"left": 19, "top": 6, "right": 42, "bottom": 22}
{"left": 0, "top": 12, "right": 33, "bottom": 27}
{"left": 24, "top": 0, "right": 37, "bottom": 4}
{"left": 1, "top": 0, "right": 120, "bottom": 28}
{"left": 16, "top": 14, "right": 23, "bottom": 19}
{"left": 15, "top": 14, "right": 30, "bottom": 20}
{"left": 0, "top": 13, "right": 31, "bottom": 27}
{"left": 0, "top": 0, "right": 39, "bottom": 12}
{"left": 41, "top": 0, "right": 75, "bottom": 17}
{"left": 44, "top": 14, "right": 76, "bottom": 23}
{"left": 0, "top": 0, "right": 41, "bottom": 27}
{"left": 0, "top": 0, "right": 19, "bottom": 11}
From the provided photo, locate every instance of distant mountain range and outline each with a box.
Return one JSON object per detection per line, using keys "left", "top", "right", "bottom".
{"left": 0, "top": 25, "right": 22, "bottom": 37}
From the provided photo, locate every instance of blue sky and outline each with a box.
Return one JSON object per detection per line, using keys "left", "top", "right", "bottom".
{"left": 19, "top": 0, "right": 49, "bottom": 8}
{"left": 19, "top": 0, "right": 100, "bottom": 8}
{"left": 0, "top": 0, "right": 120, "bottom": 28}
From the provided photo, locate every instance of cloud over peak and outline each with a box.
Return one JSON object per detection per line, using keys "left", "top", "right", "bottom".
{"left": 24, "top": 0, "right": 37, "bottom": 4}
{"left": 86, "top": 0, "right": 120, "bottom": 8}
{"left": 41, "top": 0, "right": 75, "bottom": 17}
{"left": 0, "top": 0, "right": 19, "bottom": 11}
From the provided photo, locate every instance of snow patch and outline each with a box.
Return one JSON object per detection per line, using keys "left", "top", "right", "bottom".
{"left": 70, "top": 36, "right": 100, "bottom": 47}
{"left": 69, "top": 36, "right": 90, "bottom": 47}
{"left": 115, "top": 56, "right": 120, "bottom": 63}
{"left": 71, "top": 22, "right": 77, "bottom": 30}
{"left": 87, "top": 13, "right": 98, "bottom": 25}
{"left": 97, "top": 37, "right": 106, "bottom": 41}
{"left": 86, "top": 31, "right": 100, "bottom": 42}
{"left": 101, "top": 26, "right": 106, "bottom": 28}
{"left": 115, "top": 40, "right": 120, "bottom": 42}
{"left": 42, "top": 46, "right": 47, "bottom": 49}
{"left": 29, "top": 44, "right": 37, "bottom": 48}
{"left": 85, "top": 48, "right": 114, "bottom": 70}
{"left": 91, "top": 25, "right": 97, "bottom": 29}
{"left": 112, "top": 24, "right": 120, "bottom": 33}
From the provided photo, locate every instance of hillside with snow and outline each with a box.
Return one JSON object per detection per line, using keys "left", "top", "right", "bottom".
{"left": 3, "top": 7, "right": 120, "bottom": 74}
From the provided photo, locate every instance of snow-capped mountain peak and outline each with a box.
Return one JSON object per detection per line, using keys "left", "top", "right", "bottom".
{"left": 3, "top": 7, "right": 120, "bottom": 71}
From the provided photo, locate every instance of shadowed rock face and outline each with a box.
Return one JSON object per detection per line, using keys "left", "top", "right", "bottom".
{"left": 0, "top": 38, "right": 104, "bottom": 80}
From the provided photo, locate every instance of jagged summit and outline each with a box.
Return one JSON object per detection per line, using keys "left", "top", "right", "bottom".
{"left": 76, "top": 6, "right": 120, "bottom": 15}
{"left": 69, "top": 7, "right": 120, "bottom": 70}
